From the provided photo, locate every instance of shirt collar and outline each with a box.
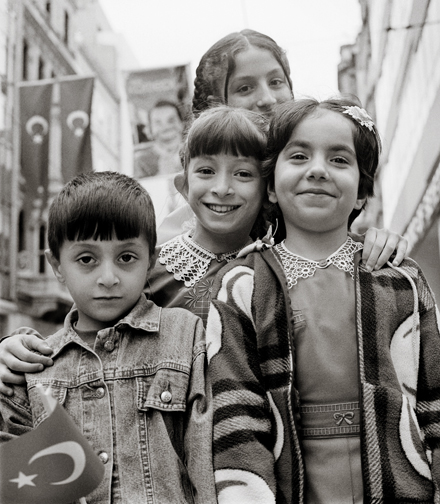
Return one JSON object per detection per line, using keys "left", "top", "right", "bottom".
{"left": 48, "top": 294, "right": 161, "bottom": 357}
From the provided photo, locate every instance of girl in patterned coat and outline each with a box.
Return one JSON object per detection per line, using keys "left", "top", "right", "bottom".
{"left": 206, "top": 97, "right": 440, "bottom": 503}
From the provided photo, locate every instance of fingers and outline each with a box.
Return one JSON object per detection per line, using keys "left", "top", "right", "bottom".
{"left": 391, "top": 236, "right": 409, "bottom": 266}
{"left": 0, "top": 364, "right": 25, "bottom": 396}
{"left": 0, "top": 334, "right": 53, "bottom": 372}
{"left": 361, "top": 228, "right": 408, "bottom": 271}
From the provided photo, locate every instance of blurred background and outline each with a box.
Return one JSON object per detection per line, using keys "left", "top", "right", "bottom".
{"left": 1, "top": 0, "right": 439, "bottom": 334}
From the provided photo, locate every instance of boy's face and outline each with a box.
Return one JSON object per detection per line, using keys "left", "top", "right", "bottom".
{"left": 182, "top": 152, "right": 266, "bottom": 250}
{"left": 268, "top": 109, "right": 365, "bottom": 238}
{"left": 46, "top": 235, "right": 151, "bottom": 332}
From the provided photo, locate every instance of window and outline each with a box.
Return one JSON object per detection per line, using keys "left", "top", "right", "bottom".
{"left": 64, "top": 11, "right": 69, "bottom": 45}
{"left": 38, "top": 57, "right": 44, "bottom": 80}
{"left": 38, "top": 224, "right": 46, "bottom": 274}
{"left": 22, "top": 40, "right": 28, "bottom": 80}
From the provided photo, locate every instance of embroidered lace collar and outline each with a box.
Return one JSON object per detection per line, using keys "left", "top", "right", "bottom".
{"left": 159, "top": 232, "right": 242, "bottom": 287}
{"left": 274, "top": 236, "right": 363, "bottom": 289}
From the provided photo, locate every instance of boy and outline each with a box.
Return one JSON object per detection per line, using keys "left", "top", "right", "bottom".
{"left": 206, "top": 98, "right": 440, "bottom": 503}
{"left": 0, "top": 172, "right": 216, "bottom": 503}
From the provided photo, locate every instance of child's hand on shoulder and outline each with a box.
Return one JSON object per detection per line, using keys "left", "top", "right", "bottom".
{"left": 0, "top": 332, "right": 53, "bottom": 396}
{"left": 357, "top": 228, "right": 408, "bottom": 272}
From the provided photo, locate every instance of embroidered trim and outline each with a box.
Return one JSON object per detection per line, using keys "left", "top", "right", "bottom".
{"left": 274, "top": 236, "right": 363, "bottom": 288}
{"left": 159, "top": 233, "right": 241, "bottom": 287}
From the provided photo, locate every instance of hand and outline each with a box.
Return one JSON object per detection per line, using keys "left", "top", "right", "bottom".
{"left": 0, "top": 334, "right": 53, "bottom": 396}
{"left": 361, "top": 228, "right": 408, "bottom": 272}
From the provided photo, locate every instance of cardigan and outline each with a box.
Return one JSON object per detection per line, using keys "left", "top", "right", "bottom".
{"left": 206, "top": 247, "right": 440, "bottom": 504}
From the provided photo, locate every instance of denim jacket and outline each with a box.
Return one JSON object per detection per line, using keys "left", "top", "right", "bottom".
{"left": 0, "top": 295, "right": 216, "bottom": 504}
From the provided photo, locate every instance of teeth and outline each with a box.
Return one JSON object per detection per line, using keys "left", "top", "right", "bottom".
{"left": 207, "top": 204, "right": 238, "bottom": 213}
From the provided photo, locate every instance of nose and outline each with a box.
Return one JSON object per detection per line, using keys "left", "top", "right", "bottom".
{"left": 256, "top": 83, "right": 277, "bottom": 109}
{"left": 307, "top": 157, "right": 329, "bottom": 179}
{"left": 210, "top": 173, "right": 234, "bottom": 198}
{"left": 97, "top": 261, "right": 120, "bottom": 288}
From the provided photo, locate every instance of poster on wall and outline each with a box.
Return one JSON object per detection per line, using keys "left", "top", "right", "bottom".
{"left": 125, "top": 65, "right": 191, "bottom": 225}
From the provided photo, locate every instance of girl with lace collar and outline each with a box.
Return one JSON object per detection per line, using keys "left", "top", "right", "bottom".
{"left": 206, "top": 98, "right": 440, "bottom": 503}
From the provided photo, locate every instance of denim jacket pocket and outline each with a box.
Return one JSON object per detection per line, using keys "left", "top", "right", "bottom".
{"left": 136, "top": 367, "right": 189, "bottom": 412}
{"left": 27, "top": 382, "right": 68, "bottom": 427}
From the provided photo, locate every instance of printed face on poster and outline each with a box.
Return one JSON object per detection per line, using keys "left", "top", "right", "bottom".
{"left": 125, "top": 65, "right": 191, "bottom": 224}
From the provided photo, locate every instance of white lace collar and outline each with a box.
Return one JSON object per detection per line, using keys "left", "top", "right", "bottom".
{"left": 274, "top": 236, "right": 363, "bottom": 289}
{"left": 159, "top": 232, "right": 242, "bottom": 287}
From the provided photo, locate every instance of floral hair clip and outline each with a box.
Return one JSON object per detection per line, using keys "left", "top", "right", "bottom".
{"left": 342, "top": 106, "right": 375, "bottom": 131}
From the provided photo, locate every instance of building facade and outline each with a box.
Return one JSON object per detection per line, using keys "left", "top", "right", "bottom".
{"left": 0, "top": 0, "right": 135, "bottom": 334}
{"left": 339, "top": 0, "right": 440, "bottom": 300}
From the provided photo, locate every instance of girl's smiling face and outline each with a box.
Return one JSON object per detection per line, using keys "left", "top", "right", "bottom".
{"left": 183, "top": 153, "right": 266, "bottom": 253}
{"left": 227, "top": 46, "right": 292, "bottom": 116}
{"left": 268, "top": 109, "right": 365, "bottom": 241}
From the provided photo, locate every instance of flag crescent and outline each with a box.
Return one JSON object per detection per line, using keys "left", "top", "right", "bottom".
{"left": 28, "top": 441, "right": 86, "bottom": 485}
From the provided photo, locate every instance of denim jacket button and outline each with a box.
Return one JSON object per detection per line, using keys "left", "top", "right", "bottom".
{"left": 160, "top": 390, "right": 172, "bottom": 403}
{"left": 96, "top": 387, "right": 105, "bottom": 398}
{"left": 104, "top": 340, "right": 114, "bottom": 352}
{"left": 98, "top": 451, "right": 109, "bottom": 464}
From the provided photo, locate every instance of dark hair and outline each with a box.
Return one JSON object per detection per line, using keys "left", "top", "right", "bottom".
{"left": 263, "top": 97, "right": 381, "bottom": 238}
{"left": 48, "top": 171, "right": 157, "bottom": 260}
{"left": 149, "top": 99, "right": 184, "bottom": 123}
{"left": 180, "top": 105, "right": 270, "bottom": 239}
{"left": 192, "top": 29, "right": 293, "bottom": 114}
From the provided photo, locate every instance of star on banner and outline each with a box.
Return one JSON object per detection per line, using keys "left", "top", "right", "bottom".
{"left": 9, "top": 472, "right": 37, "bottom": 488}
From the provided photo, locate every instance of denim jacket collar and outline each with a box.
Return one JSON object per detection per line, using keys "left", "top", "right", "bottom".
{"left": 50, "top": 294, "right": 161, "bottom": 358}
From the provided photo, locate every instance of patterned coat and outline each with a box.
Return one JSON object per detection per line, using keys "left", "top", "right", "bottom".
{"left": 206, "top": 247, "right": 440, "bottom": 504}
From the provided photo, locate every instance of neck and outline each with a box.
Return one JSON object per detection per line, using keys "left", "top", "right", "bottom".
{"left": 191, "top": 227, "right": 250, "bottom": 255}
{"left": 283, "top": 226, "right": 349, "bottom": 260}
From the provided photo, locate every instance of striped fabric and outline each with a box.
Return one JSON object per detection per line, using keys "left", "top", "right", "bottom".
{"left": 206, "top": 248, "right": 440, "bottom": 504}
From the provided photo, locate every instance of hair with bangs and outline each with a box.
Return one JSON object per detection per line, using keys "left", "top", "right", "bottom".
{"left": 48, "top": 171, "right": 156, "bottom": 260}
{"left": 181, "top": 105, "right": 269, "bottom": 171}
{"left": 263, "top": 97, "right": 381, "bottom": 239}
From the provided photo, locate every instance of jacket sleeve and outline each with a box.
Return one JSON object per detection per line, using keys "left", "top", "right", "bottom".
{"left": 0, "top": 385, "right": 33, "bottom": 441}
{"left": 184, "top": 316, "right": 217, "bottom": 504}
{"left": 206, "top": 263, "right": 277, "bottom": 504}
{"left": 415, "top": 263, "right": 440, "bottom": 495}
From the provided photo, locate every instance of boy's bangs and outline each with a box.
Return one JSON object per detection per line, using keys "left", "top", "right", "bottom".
{"left": 188, "top": 115, "right": 266, "bottom": 160}
{"left": 63, "top": 195, "right": 148, "bottom": 243}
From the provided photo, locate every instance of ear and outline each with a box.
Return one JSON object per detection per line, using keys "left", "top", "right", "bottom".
{"left": 174, "top": 172, "right": 188, "bottom": 200}
{"left": 354, "top": 196, "right": 366, "bottom": 211}
{"left": 45, "top": 249, "right": 65, "bottom": 284}
{"left": 267, "top": 182, "right": 278, "bottom": 204}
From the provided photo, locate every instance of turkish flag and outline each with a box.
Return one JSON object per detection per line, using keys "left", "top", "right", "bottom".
{"left": 0, "top": 388, "right": 104, "bottom": 504}
{"left": 60, "top": 76, "right": 94, "bottom": 183}
{"left": 19, "top": 82, "right": 53, "bottom": 217}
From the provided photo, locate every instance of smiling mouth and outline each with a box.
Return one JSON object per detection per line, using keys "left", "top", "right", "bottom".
{"left": 205, "top": 204, "right": 240, "bottom": 213}
{"left": 300, "top": 189, "right": 333, "bottom": 197}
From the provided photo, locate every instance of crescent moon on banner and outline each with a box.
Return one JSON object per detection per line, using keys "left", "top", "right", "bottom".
{"left": 25, "top": 115, "right": 49, "bottom": 136}
{"left": 66, "top": 110, "right": 89, "bottom": 136}
{"left": 28, "top": 441, "right": 86, "bottom": 485}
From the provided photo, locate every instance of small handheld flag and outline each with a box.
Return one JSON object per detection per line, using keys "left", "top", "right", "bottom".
{"left": 0, "top": 385, "right": 104, "bottom": 504}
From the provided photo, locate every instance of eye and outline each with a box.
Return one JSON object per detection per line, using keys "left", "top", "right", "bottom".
{"left": 332, "top": 156, "right": 349, "bottom": 165}
{"left": 119, "top": 253, "right": 137, "bottom": 264}
{"left": 236, "top": 84, "right": 253, "bottom": 94}
{"left": 78, "top": 255, "right": 95, "bottom": 265}
{"left": 235, "top": 170, "right": 253, "bottom": 178}
{"left": 196, "top": 166, "right": 215, "bottom": 176}
{"left": 289, "top": 153, "right": 308, "bottom": 161}
{"left": 270, "top": 78, "right": 285, "bottom": 87}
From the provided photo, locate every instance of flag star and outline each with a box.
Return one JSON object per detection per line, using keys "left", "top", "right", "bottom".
{"left": 10, "top": 471, "right": 38, "bottom": 488}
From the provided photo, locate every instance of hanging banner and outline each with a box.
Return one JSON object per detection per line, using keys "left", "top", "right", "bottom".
{"left": 20, "top": 81, "right": 53, "bottom": 217}
{"left": 125, "top": 65, "right": 191, "bottom": 224}
{"left": 60, "top": 76, "right": 94, "bottom": 183}
{"left": 0, "top": 387, "right": 104, "bottom": 503}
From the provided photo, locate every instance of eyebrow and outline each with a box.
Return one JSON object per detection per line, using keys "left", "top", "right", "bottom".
{"left": 230, "top": 68, "right": 285, "bottom": 83}
{"left": 284, "top": 140, "right": 356, "bottom": 156}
